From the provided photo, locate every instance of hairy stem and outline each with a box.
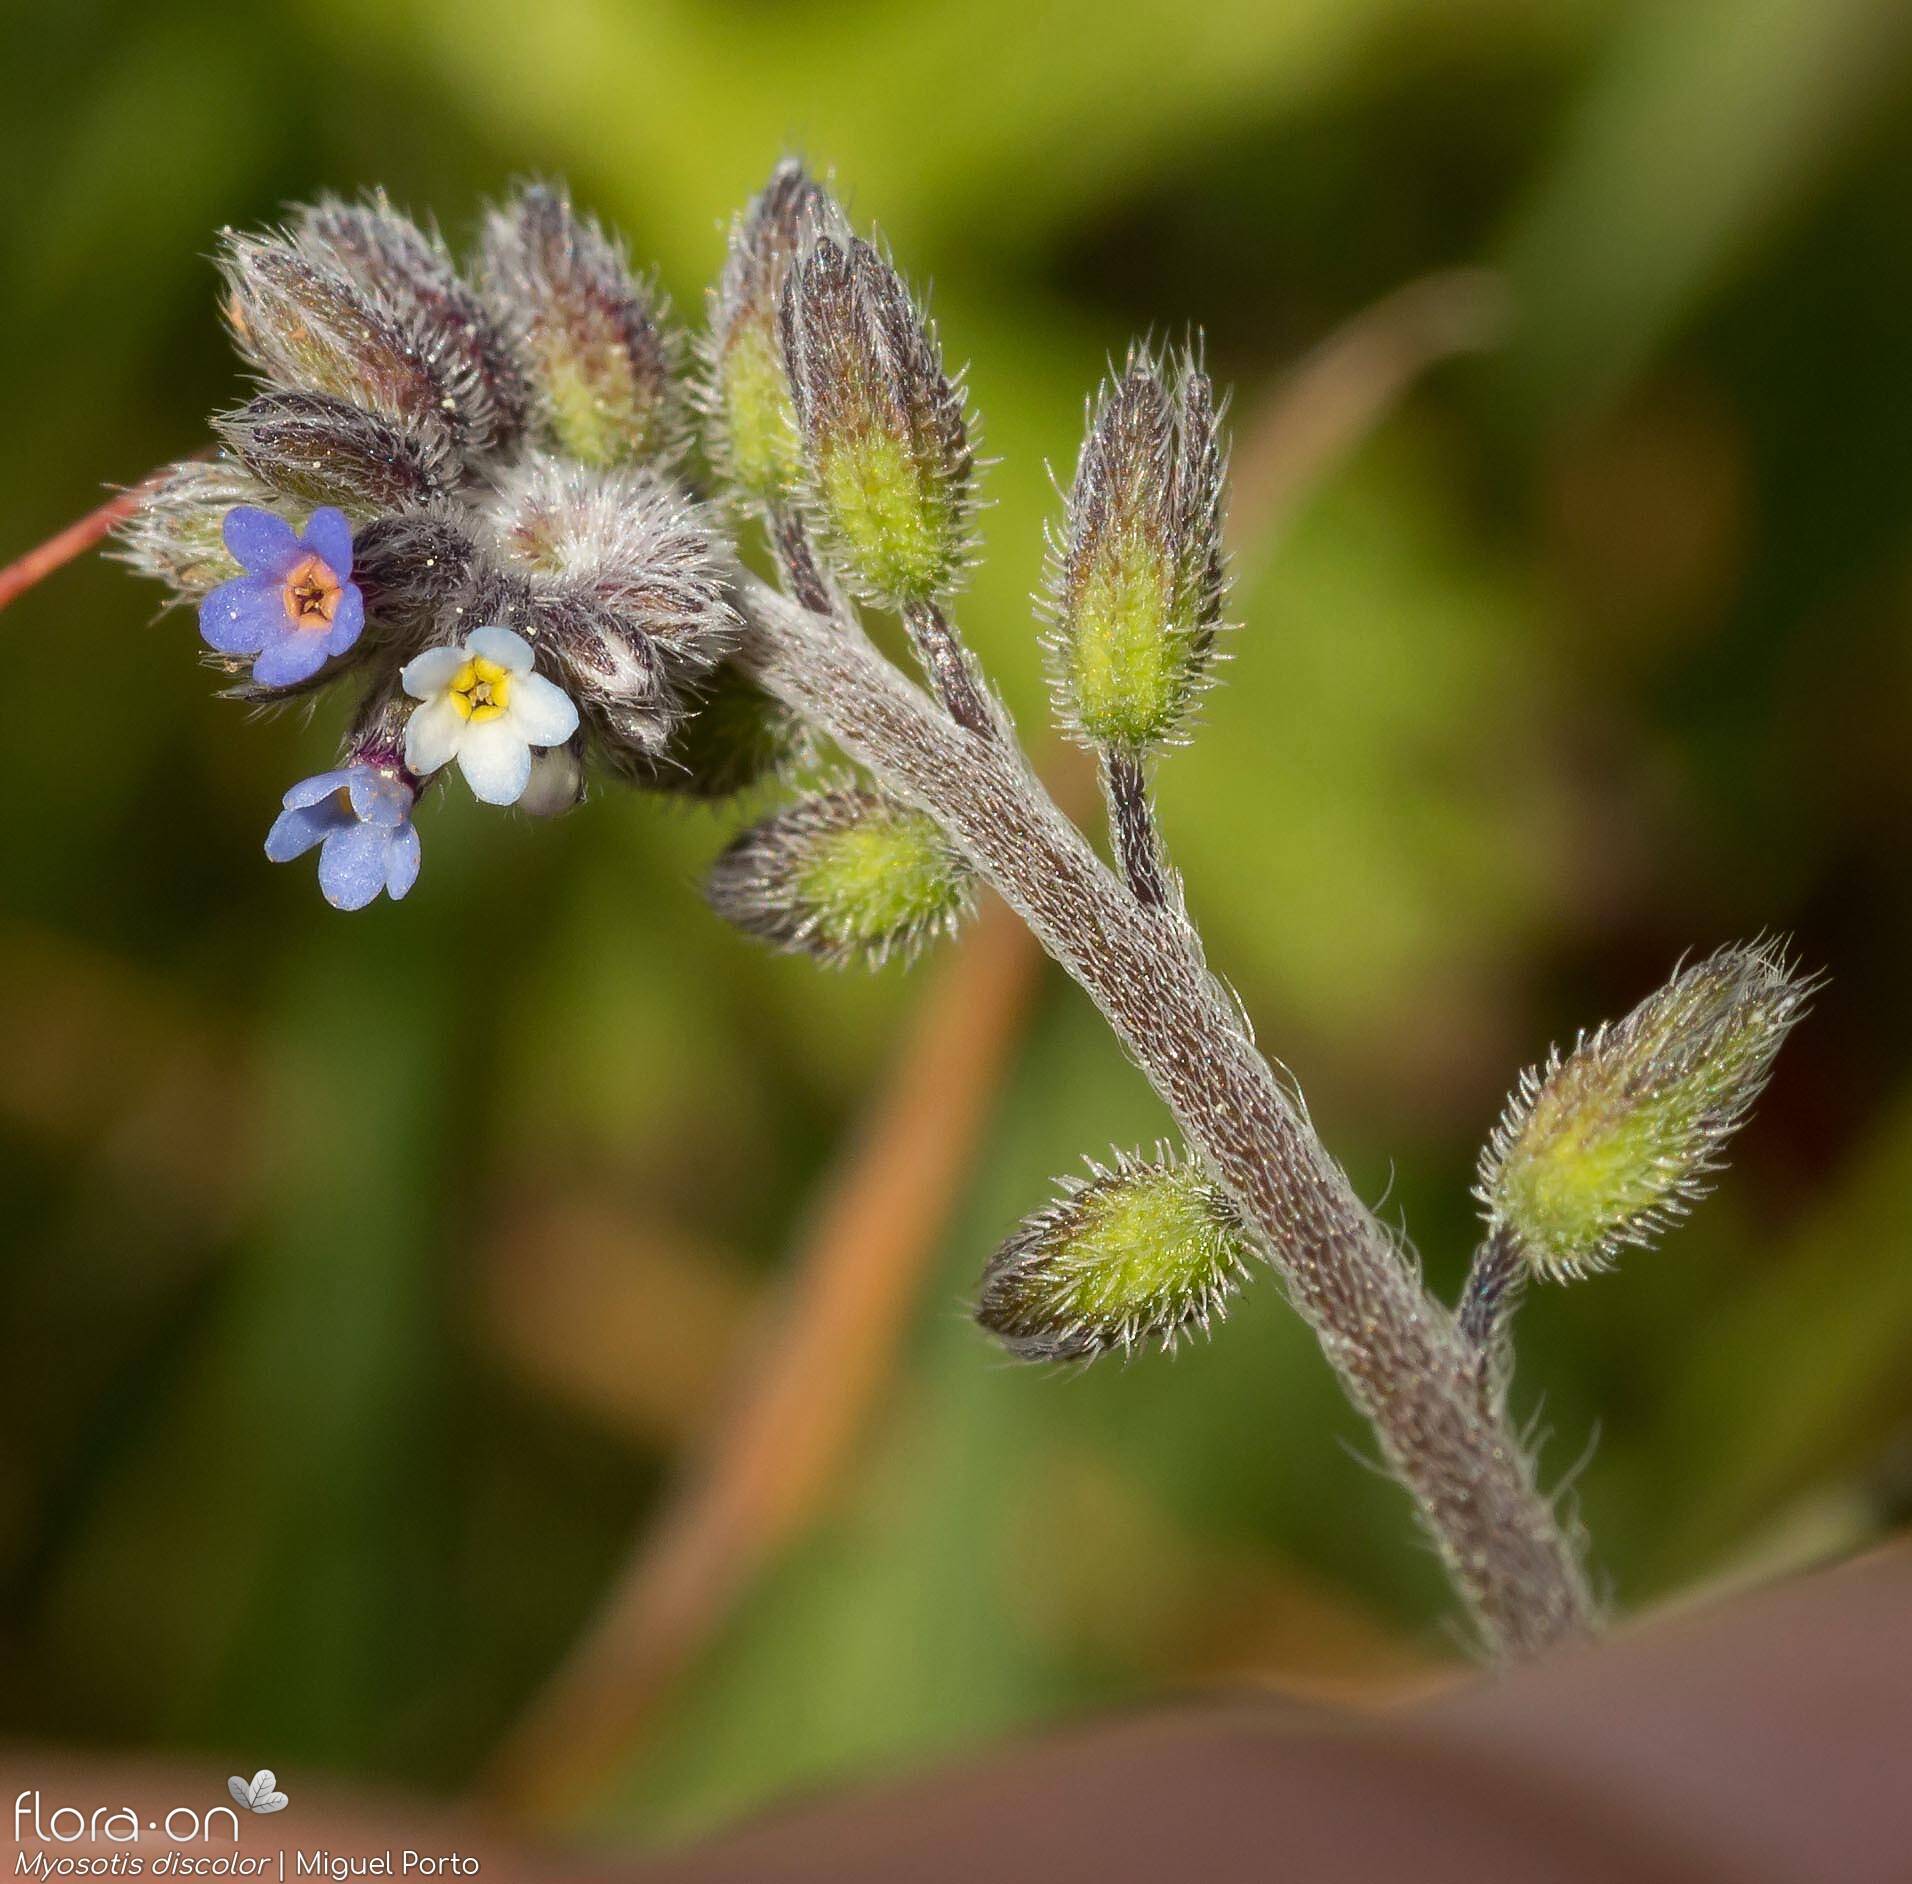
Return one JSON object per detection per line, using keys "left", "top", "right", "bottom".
{"left": 742, "top": 577, "right": 1595, "bottom": 1659}
{"left": 1102, "top": 748, "right": 1170, "bottom": 908}
{"left": 901, "top": 597, "right": 995, "bottom": 739}
{"left": 1458, "top": 1224, "right": 1528, "bottom": 1413}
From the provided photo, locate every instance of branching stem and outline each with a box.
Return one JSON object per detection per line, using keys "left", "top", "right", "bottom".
{"left": 742, "top": 576, "right": 1595, "bottom": 1660}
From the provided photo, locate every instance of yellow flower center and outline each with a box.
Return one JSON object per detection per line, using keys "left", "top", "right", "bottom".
{"left": 449, "top": 656, "right": 512, "bottom": 723}
{"left": 281, "top": 556, "right": 341, "bottom": 632}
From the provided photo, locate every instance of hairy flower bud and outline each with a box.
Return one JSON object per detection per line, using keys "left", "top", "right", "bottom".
{"left": 479, "top": 182, "right": 679, "bottom": 468}
{"left": 530, "top": 583, "right": 680, "bottom": 766}
{"left": 976, "top": 1149, "right": 1252, "bottom": 1363}
{"left": 707, "top": 786, "right": 973, "bottom": 968}
{"left": 701, "top": 159, "right": 835, "bottom": 508}
{"left": 780, "top": 233, "right": 974, "bottom": 606}
{"left": 490, "top": 456, "right": 738, "bottom": 679}
{"left": 297, "top": 192, "right": 528, "bottom": 455}
{"left": 349, "top": 508, "right": 480, "bottom": 631}
{"left": 1478, "top": 942, "right": 1815, "bottom": 1278}
{"left": 1046, "top": 344, "right": 1228, "bottom": 753}
{"left": 113, "top": 460, "right": 288, "bottom": 602}
{"left": 215, "top": 390, "right": 455, "bottom": 513}
{"left": 218, "top": 232, "right": 460, "bottom": 462}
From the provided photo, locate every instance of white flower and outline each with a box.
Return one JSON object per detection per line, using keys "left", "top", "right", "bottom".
{"left": 400, "top": 626, "right": 579, "bottom": 806}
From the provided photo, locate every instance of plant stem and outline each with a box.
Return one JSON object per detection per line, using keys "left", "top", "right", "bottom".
{"left": 1458, "top": 1224, "right": 1528, "bottom": 1411}
{"left": 742, "top": 577, "right": 1595, "bottom": 1660}
{"left": 901, "top": 597, "right": 995, "bottom": 739}
{"left": 1102, "top": 748, "right": 1170, "bottom": 908}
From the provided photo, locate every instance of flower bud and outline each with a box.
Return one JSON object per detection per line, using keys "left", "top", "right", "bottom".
{"left": 518, "top": 736, "right": 587, "bottom": 818}
{"left": 701, "top": 159, "right": 836, "bottom": 508}
{"left": 490, "top": 456, "right": 738, "bottom": 679}
{"left": 297, "top": 192, "right": 529, "bottom": 455}
{"left": 479, "top": 182, "right": 680, "bottom": 468}
{"left": 530, "top": 583, "right": 680, "bottom": 766}
{"left": 706, "top": 786, "right": 973, "bottom": 968}
{"left": 215, "top": 390, "right": 455, "bottom": 513}
{"left": 112, "top": 460, "right": 288, "bottom": 603}
{"left": 976, "top": 1149, "right": 1252, "bottom": 1363}
{"left": 349, "top": 508, "right": 481, "bottom": 631}
{"left": 1478, "top": 942, "right": 1815, "bottom": 1279}
{"left": 218, "top": 232, "right": 459, "bottom": 459}
{"left": 1046, "top": 345, "right": 1228, "bottom": 753}
{"left": 779, "top": 233, "right": 974, "bottom": 606}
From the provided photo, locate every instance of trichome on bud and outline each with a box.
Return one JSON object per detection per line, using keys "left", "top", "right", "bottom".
{"left": 706, "top": 785, "right": 974, "bottom": 968}
{"left": 480, "top": 182, "right": 680, "bottom": 470}
{"left": 779, "top": 232, "right": 974, "bottom": 607}
{"left": 1045, "top": 344, "right": 1227, "bottom": 754}
{"left": 976, "top": 1149, "right": 1253, "bottom": 1363}
{"left": 1477, "top": 941, "right": 1815, "bottom": 1279}
{"left": 701, "top": 159, "right": 836, "bottom": 510}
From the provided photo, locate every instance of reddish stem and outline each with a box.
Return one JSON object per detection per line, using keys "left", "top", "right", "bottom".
{"left": 0, "top": 481, "right": 156, "bottom": 615}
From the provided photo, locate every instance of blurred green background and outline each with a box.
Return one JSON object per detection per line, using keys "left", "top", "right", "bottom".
{"left": 5, "top": 0, "right": 1912, "bottom": 1849}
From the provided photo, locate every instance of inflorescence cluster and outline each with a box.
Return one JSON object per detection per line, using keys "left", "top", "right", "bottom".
{"left": 115, "top": 158, "right": 1814, "bottom": 1654}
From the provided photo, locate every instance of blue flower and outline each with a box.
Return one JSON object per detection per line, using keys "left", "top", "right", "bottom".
{"left": 265, "top": 766, "right": 421, "bottom": 910}
{"left": 200, "top": 506, "right": 365, "bottom": 688}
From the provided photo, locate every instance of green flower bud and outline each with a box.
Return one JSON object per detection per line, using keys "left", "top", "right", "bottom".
{"left": 706, "top": 786, "right": 973, "bottom": 968}
{"left": 702, "top": 160, "right": 835, "bottom": 509}
{"left": 977, "top": 1149, "right": 1253, "bottom": 1363}
{"left": 779, "top": 234, "right": 974, "bottom": 606}
{"left": 1046, "top": 345, "right": 1227, "bottom": 753}
{"left": 480, "top": 183, "right": 680, "bottom": 469}
{"left": 1478, "top": 942, "right": 1815, "bottom": 1279}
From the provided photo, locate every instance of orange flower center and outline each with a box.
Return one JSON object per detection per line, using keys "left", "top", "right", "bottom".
{"left": 282, "top": 556, "right": 341, "bottom": 632}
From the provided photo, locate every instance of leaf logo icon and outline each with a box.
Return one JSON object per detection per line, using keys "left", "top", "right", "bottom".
{"left": 228, "top": 1771, "right": 289, "bottom": 1814}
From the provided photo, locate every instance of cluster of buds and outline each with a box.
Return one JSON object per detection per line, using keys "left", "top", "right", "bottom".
{"left": 118, "top": 184, "right": 739, "bottom": 906}
{"left": 111, "top": 163, "right": 1813, "bottom": 1439}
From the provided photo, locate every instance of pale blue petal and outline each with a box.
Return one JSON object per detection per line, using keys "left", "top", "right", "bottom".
{"left": 346, "top": 767, "right": 412, "bottom": 827}
{"left": 265, "top": 801, "right": 345, "bottom": 863}
{"left": 283, "top": 767, "right": 356, "bottom": 811}
{"left": 316, "top": 821, "right": 390, "bottom": 910}
{"left": 223, "top": 506, "right": 300, "bottom": 576}
{"left": 301, "top": 507, "right": 354, "bottom": 578}
{"left": 325, "top": 583, "right": 365, "bottom": 655}
{"left": 252, "top": 633, "right": 332, "bottom": 689}
{"left": 384, "top": 824, "right": 422, "bottom": 900}
{"left": 199, "top": 575, "right": 280, "bottom": 655}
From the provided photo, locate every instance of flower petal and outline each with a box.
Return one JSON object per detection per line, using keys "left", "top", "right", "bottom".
{"left": 252, "top": 633, "right": 332, "bottom": 689}
{"left": 466, "top": 625, "right": 534, "bottom": 673}
{"left": 504, "top": 670, "right": 580, "bottom": 748}
{"left": 384, "top": 823, "right": 423, "bottom": 900}
{"left": 345, "top": 767, "right": 413, "bottom": 827}
{"left": 316, "top": 822, "right": 392, "bottom": 910}
{"left": 405, "top": 695, "right": 466, "bottom": 775}
{"left": 325, "top": 583, "right": 365, "bottom": 656}
{"left": 223, "top": 506, "right": 300, "bottom": 576}
{"left": 301, "top": 507, "right": 354, "bottom": 578}
{"left": 199, "top": 575, "right": 280, "bottom": 654}
{"left": 401, "top": 645, "right": 466, "bottom": 699}
{"left": 456, "top": 717, "right": 533, "bottom": 805}
{"left": 282, "top": 767, "right": 357, "bottom": 811}
{"left": 265, "top": 801, "right": 345, "bottom": 863}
